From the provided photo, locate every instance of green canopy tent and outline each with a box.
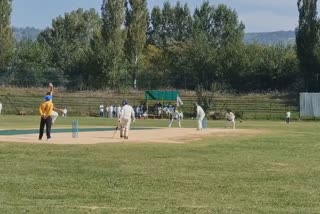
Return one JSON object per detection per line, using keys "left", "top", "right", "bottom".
{"left": 145, "top": 90, "right": 181, "bottom": 118}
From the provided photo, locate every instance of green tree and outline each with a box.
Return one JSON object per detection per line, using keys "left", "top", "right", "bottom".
{"left": 189, "top": 2, "right": 245, "bottom": 90}
{"left": 148, "top": 1, "right": 192, "bottom": 47}
{"left": 38, "top": 8, "right": 101, "bottom": 89}
{"left": 0, "top": 0, "right": 14, "bottom": 71}
{"left": 148, "top": 6, "right": 162, "bottom": 45}
{"left": 140, "top": 44, "right": 170, "bottom": 89}
{"left": 172, "top": 2, "right": 193, "bottom": 42}
{"left": 11, "top": 41, "right": 57, "bottom": 87}
{"left": 296, "top": 0, "right": 320, "bottom": 91}
{"left": 125, "top": 0, "right": 148, "bottom": 88}
{"left": 101, "top": 0, "right": 127, "bottom": 89}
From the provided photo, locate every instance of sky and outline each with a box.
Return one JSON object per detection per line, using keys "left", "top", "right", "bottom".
{"left": 10, "top": 0, "right": 318, "bottom": 33}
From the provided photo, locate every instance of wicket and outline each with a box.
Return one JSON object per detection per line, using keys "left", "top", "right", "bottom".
{"left": 72, "top": 119, "right": 79, "bottom": 138}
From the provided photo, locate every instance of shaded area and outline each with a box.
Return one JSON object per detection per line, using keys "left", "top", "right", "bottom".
{"left": 0, "top": 127, "right": 155, "bottom": 136}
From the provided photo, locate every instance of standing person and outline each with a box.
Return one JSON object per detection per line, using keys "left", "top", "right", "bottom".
{"left": 47, "top": 83, "right": 60, "bottom": 125}
{"left": 62, "top": 107, "right": 67, "bottom": 117}
{"left": 225, "top": 109, "right": 236, "bottom": 129}
{"left": 117, "top": 104, "right": 121, "bottom": 119}
{"left": 119, "top": 100, "right": 135, "bottom": 139}
{"left": 99, "top": 104, "right": 104, "bottom": 117}
{"left": 39, "top": 95, "right": 54, "bottom": 141}
{"left": 113, "top": 105, "right": 116, "bottom": 118}
{"left": 0, "top": 102, "right": 2, "bottom": 115}
{"left": 109, "top": 105, "right": 113, "bottom": 118}
{"left": 195, "top": 102, "right": 205, "bottom": 130}
{"left": 136, "top": 105, "right": 140, "bottom": 119}
{"left": 286, "top": 111, "right": 291, "bottom": 124}
{"left": 168, "top": 107, "right": 182, "bottom": 128}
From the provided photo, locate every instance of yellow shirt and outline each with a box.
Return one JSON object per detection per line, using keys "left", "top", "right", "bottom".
{"left": 39, "top": 101, "right": 53, "bottom": 118}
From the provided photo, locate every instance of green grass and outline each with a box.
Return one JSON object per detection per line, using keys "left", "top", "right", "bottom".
{"left": 1, "top": 116, "right": 320, "bottom": 213}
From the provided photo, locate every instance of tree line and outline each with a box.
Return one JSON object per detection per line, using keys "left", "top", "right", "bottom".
{"left": 0, "top": 0, "right": 319, "bottom": 92}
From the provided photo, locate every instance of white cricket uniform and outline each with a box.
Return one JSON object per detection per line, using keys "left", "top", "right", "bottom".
{"left": 196, "top": 105, "right": 205, "bottom": 130}
{"left": 62, "top": 108, "right": 67, "bottom": 117}
{"left": 0, "top": 103, "right": 2, "bottom": 114}
{"left": 49, "top": 97, "right": 58, "bottom": 124}
{"left": 225, "top": 112, "right": 235, "bottom": 129}
{"left": 169, "top": 110, "right": 181, "bottom": 128}
{"left": 109, "top": 106, "right": 113, "bottom": 118}
{"left": 117, "top": 106, "right": 121, "bottom": 119}
{"left": 286, "top": 111, "right": 291, "bottom": 123}
{"left": 99, "top": 105, "right": 104, "bottom": 117}
{"left": 119, "top": 104, "right": 135, "bottom": 138}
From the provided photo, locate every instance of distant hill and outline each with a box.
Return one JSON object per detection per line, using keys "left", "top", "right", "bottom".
{"left": 244, "top": 31, "right": 295, "bottom": 46}
{"left": 12, "top": 27, "right": 42, "bottom": 42}
{"left": 12, "top": 27, "right": 296, "bottom": 46}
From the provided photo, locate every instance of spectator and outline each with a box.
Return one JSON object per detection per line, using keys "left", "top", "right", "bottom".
{"left": 117, "top": 104, "right": 122, "bottom": 119}
{"left": 99, "top": 104, "right": 104, "bottom": 117}
{"left": 109, "top": 105, "right": 113, "bottom": 118}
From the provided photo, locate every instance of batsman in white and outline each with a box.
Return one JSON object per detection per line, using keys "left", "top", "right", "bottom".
{"left": 225, "top": 109, "right": 236, "bottom": 129}
{"left": 168, "top": 107, "right": 182, "bottom": 128}
{"left": 118, "top": 100, "right": 135, "bottom": 140}
{"left": 195, "top": 102, "right": 205, "bottom": 130}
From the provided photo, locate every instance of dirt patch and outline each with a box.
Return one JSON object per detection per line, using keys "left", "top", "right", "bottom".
{"left": 0, "top": 128, "right": 264, "bottom": 145}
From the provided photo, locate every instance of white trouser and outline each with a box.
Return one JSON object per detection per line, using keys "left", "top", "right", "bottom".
{"left": 225, "top": 119, "right": 235, "bottom": 129}
{"left": 51, "top": 111, "right": 59, "bottom": 124}
{"left": 198, "top": 114, "right": 205, "bottom": 130}
{"left": 120, "top": 117, "right": 132, "bottom": 137}
{"left": 169, "top": 118, "right": 181, "bottom": 128}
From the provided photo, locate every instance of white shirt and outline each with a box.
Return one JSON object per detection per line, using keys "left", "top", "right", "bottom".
{"left": 286, "top": 112, "right": 291, "bottom": 118}
{"left": 99, "top": 105, "right": 104, "bottom": 112}
{"left": 196, "top": 105, "right": 205, "bottom": 117}
{"left": 226, "top": 112, "right": 235, "bottom": 121}
{"left": 171, "top": 110, "right": 181, "bottom": 120}
{"left": 117, "top": 106, "right": 121, "bottom": 113}
{"left": 120, "top": 104, "right": 135, "bottom": 119}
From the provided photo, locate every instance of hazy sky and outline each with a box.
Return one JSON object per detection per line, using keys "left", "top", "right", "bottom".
{"left": 11, "top": 0, "right": 315, "bottom": 32}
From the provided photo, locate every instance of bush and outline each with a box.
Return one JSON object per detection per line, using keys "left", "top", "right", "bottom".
{"left": 235, "top": 111, "right": 244, "bottom": 119}
{"left": 208, "top": 111, "right": 224, "bottom": 120}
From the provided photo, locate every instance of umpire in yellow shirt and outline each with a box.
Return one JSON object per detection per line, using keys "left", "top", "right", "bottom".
{"left": 39, "top": 95, "right": 54, "bottom": 140}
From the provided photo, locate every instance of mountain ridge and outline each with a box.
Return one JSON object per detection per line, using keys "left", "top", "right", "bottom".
{"left": 12, "top": 27, "right": 295, "bottom": 45}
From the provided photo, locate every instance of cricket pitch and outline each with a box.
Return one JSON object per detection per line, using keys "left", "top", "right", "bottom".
{"left": 0, "top": 128, "right": 263, "bottom": 144}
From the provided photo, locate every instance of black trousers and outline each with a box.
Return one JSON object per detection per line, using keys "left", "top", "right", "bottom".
{"left": 39, "top": 116, "right": 52, "bottom": 140}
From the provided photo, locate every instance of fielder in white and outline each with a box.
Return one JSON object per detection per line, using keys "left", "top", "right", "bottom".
{"left": 119, "top": 100, "right": 135, "bottom": 139}
{"left": 225, "top": 109, "right": 236, "bottom": 129}
{"left": 286, "top": 111, "right": 291, "bottom": 124}
{"left": 195, "top": 103, "right": 205, "bottom": 130}
{"left": 47, "top": 83, "right": 60, "bottom": 124}
{"left": 168, "top": 108, "right": 182, "bottom": 128}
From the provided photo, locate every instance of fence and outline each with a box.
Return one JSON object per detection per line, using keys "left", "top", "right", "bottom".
{"left": 0, "top": 93, "right": 299, "bottom": 120}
